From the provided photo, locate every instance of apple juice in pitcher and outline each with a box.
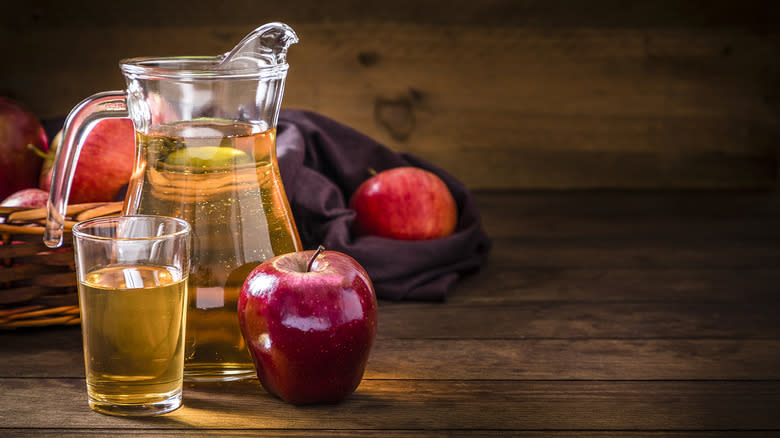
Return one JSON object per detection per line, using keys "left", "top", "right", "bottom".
{"left": 125, "top": 119, "right": 302, "bottom": 381}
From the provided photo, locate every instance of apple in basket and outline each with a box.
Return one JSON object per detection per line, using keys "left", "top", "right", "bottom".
{"left": 0, "top": 97, "right": 49, "bottom": 200}
{"left": 0, "top": 188, "right": 49, "bottom": 208}
{"left": 238, "top": 246, "right": 378, "bottom": 405}
{"left": 349, "top": 166, "right": 458, "bottom": 240}
{"left": 36, "top": 119, "right": 135, "bottom": 204}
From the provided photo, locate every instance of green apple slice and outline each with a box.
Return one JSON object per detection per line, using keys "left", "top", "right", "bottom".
{"left": 165, "top": 146, "right": 252, "bottom": 169}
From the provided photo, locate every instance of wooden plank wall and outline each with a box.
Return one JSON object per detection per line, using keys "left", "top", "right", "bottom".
{"left": 1, "top": 0, "right": 778, "bottom": 189}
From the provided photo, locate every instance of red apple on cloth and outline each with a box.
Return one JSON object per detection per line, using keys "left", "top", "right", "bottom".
{"left": 0, "top": 98, "right": 49, "bottom": 200}
{"left": 38, "top": 119, "right": 135, "bottom": 204}
{"left": 238, "top": 246, "right": 378, "bottom": 405}
{"left": 349, "top": 166, "right": 458, "bottom": 240}
{"left": 1, "top": 188, "right": 48, "bottom": 208}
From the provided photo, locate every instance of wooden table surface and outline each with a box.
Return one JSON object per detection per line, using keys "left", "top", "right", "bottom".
{"left": 2, "top": 191, "right": 779, "bottom": 436}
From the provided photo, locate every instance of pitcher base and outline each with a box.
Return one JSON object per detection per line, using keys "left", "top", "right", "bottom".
{"left": 184, "top": 364, "right": 256, "bottom": 382}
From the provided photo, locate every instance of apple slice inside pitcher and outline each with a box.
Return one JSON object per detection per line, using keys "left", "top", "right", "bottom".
{"left": 165, "top": 147, "right": 252, "bottom": 170}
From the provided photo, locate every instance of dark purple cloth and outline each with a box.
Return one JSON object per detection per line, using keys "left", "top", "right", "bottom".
{"left": 277, "top": 110, "right": 491, "bottom": 301}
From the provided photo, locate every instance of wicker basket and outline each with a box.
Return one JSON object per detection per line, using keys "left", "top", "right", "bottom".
{"left": 0, "top": 202, "right": 122, "bottom": 329}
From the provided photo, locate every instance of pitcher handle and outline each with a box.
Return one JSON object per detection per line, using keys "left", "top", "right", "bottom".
{"left": 44, "top": 91, "right": 129, "bottom": 248}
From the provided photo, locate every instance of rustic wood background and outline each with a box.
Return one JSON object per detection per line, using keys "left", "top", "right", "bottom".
{"left": 1, "top": 0, "right": 778, "bottom": 189}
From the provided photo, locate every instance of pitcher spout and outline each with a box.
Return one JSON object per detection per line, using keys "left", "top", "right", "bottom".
{"left": 217, "top": 22, "right": 299, "bottom": 70}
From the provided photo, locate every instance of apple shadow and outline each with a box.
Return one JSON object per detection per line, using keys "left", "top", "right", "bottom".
{"left": 183, "top": 380, "right": 386, "bottom": 408}
{"left": 110, "top": 378, "right": 395, "bottom": 431}
{"left": 181, "top": 379, "right": 277, "bottom": 412}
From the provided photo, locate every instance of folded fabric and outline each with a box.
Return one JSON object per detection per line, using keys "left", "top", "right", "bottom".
{"left": 276, "top": 110, "right": 491, "bottom": 300}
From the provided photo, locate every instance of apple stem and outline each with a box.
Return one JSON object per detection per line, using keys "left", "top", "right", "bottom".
{"left": 27, "top": 143, "right": 50, "bottom": 159}
{"left": 306, "top": 245, "right": 326, "bottom": 273}
{"left": 367, "top": 168, "right": 377, "bottom": 176}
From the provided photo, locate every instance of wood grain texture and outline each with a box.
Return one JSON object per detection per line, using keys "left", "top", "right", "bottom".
{"left": 488, "top": 240, "right": 780, "bottom": 269}
{"left": 378, "top": 301, "right": 780, "bottom": 339}
{"left": 477, "top": 191, "right": 780, "bottom": 240}
{"left": 3, "top": 0, "right": 778, "bottom": 28}
{"left": 452, "top": 266, "right": 780, "bottom": 304}
{"left": 1, "top": 191, "right": 779, "bottom": 433}
{"left": 5, "top": 330, "right": 780, "bottom": 380}
{"left": 0, "top": 432, "right": 771, "bottom": 438}
{"left": 1, "top": 379, "right": 779, "bottom": 430}
{"left": 1, "top": 2, "right": 777, "bottom": 189}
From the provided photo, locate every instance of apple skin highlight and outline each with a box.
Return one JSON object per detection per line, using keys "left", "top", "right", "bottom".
{"left": 238, "top": 248, "right": 378, "bottom": 405}
{"left": 0, "top": 188, "right": 49, "bottom": 207}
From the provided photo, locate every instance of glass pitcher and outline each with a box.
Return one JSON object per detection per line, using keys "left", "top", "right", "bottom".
{"left": 45, "top": 23, "right": 303, "bottom": 382}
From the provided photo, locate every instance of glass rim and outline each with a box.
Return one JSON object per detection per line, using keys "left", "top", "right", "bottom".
{"left": 119, "top": 56, "right": 290, "bottom": 80}
{"left": 72, "top": 215, "right": 191, "bottom": 242}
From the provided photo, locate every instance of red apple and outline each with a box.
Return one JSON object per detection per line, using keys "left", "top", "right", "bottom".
{"left": 0, "top": 188, "right": 48, "bottom": 208}
{"left": 39, "top": 119, "right": 135, "bottom": 204}
{"left": 0, "top": 98, "right": 49, "bottom": 200}
{"left": 349, "top": 166, "right": 458, "bottom": 240}
{"left": 238, "top": 246, "right": 378, "bottom": 405}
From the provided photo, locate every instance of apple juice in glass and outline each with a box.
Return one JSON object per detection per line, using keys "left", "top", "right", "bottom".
{"left": 80, "top": 266, "right": 186, "bottom": 411}
{"left": 44, "top": 23, "right": 302, "bottom": 382}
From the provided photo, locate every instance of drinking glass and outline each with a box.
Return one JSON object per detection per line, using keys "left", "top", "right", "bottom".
{"left": 72, "top": 215, "right": 190, "bottom": 416}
